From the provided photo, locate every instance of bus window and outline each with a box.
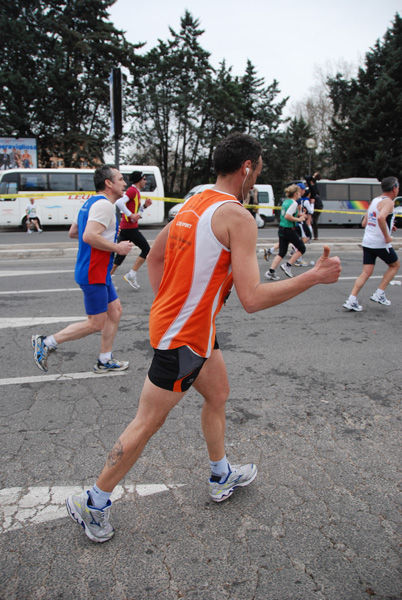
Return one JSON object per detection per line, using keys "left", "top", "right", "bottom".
{"left": 121, "top": 173, "right": 157, "bottom": 192}
{"left": 325, "top": 183, "right": 348, "bottom": 200}
{"left": 0, "top": 172, "right": 18, "bottom": 199}
{"left": 48, "top": 173, "right": 75, "bottom": 191}
{"left": 350, "top": 185, "right": 371, "bottom": 201}
{"left": 122, "top": 173, "right": 130, "bottom": 187}
{"left": 76, "top": 173, "right": 95, "bottom": 191}
{"left": 371, "top": 184, "right": 382, "bottom": 197}
{"left": 143, "top": 174, "right": 156, "bottom": 192}
{"left": 20, "top": 173, "right": 48, "bottom": 192}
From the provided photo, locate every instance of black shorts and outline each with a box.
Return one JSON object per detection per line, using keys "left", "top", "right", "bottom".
{"left": 278, "top": 226, "right": 306, "bottom": 258}
{"left": 296, "top": 222, "right": 312, "bottom": 240}
{"left": 148, "top": 338, "right": 219, "bottom": 392}
{"left": 362, "top": 246, "right": 398, "bottom": 265}
{"left": 113, "top": 228, "right": 150, "bottom": 265}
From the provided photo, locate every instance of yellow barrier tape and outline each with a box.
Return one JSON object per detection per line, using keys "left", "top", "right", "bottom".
{"left": 1, "top": 191, "right": 400, "bottom": 217}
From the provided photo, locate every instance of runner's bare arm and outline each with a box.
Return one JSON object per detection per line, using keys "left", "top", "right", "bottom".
{"left": 147, "top": 223, "right": 171, "bottom": 294}
{"left": 214, "top": 203, "right": 342, "bottom": 313}
{"left": 83, "top": 221, "right": 132, "bottom": 255}
{"left": 69, "top": 222, "right": 79, "bottom": 239}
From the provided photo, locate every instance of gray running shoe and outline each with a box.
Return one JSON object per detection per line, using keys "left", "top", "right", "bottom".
{"left": 280, "top": 263, "right": 293, "bottom": 278}
{"left": 264, "top": 270, "right": 280, "bottom": 281}
{"left": 294, "top": 259, "right": 308, "bottom": 267}
{"left": 209, "top": 463, "right": 258, "bottom": 502}
{"left": 370, "top": 291, "right": 391, "bottom": 306}
{"left": 66, "top": 490, "right": 114, "bottom": 543}
{"left": 343, "top": 298, "right": 363, "bottom": 311}
{"left": 123, "top": 273, "right": 140, "bottom": 290}
{"left": 93, "top": 357, "right": 129, "bottom": 373}
{"left": 31, "top": 334, "right": 55, "bottom": 372}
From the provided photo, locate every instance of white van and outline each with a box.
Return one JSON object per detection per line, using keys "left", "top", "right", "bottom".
{"left": 168, "top": 183, "right": 275, "bottom": 227}
{"left": 0, "top": 165, "right": 165, "bottom": 228}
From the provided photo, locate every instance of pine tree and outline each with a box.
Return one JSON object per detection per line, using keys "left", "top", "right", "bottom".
{"left": 328, "top": 13, "right": 402, "bottom": 180}
{"left": 0, "top": 0, "right": 140, "bottom": 165}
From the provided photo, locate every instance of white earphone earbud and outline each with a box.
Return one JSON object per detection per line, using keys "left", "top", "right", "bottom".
{"left": 246, "top": 167, "right": 250, "bottom": 175}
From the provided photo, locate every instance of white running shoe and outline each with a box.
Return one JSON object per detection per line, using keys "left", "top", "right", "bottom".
{"left": 294, "top": 259, "right": 308, "bottom": 267}
{"left": 209, "top": 464, "right": 258, "bottom": 502}
{"left": 123, "top": 273, "right": 140, "bottom": 290}
{"left": 66, "top": 490, "right": 114, "bottom": 543}
{"left": 264, "top": 270, "right": 280, "bottom": 281}
{"left": 280, "top": 263, "right": 293, "bottom": 278}
{"left": 32, "top": 334, "right": 56, "bottom": 372}
{"left": 343, "top": 298, "right": 363, "bottom": 312}
{"left": 370, "top": 291, "right": 391, "bottom": 306}
{"left": 93, "top": 357, "right": 129, "bottom": 373}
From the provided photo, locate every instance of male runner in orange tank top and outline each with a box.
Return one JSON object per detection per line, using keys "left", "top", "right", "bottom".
{"left": 66, "top": 133, "right": 342, "bottom": 543}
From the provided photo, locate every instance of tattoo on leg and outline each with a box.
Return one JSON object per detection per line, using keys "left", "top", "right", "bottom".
{"left": 107, "top": 439, "right": 123, "bottom": 467}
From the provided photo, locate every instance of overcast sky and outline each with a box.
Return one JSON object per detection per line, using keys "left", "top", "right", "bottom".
{"left": 108, "top": 0, "right": 399, "bottom": 112}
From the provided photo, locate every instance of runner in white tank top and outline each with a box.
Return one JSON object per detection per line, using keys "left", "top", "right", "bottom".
{"left": 362, "top": 195, "right": 395, "bottom": 249}
{"left": 343, "top": 177, "right": 400, "bottom": 311}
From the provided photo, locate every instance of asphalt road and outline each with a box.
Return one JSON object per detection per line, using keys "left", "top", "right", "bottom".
{"left": 0, "top": 222, "right": 370, "bottom": 246}
{"left": 0, "top": 243, "right": 401, "bottom": 600}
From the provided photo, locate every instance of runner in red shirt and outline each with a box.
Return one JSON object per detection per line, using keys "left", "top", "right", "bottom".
{"left": 110, "top": 170, "right": 152, "bottom": 291}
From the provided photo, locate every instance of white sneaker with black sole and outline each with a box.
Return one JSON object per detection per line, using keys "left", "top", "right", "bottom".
{"left": 280, "top": 263, "right": 293, "bottom": 278}
{"left": 343, "top": 298, "right": 363, "bottom": 312}
{"left": 264, "top": 270, "right": 280, "bottom": 281}
{"left": 123, "top": 273, "right": 140, "bottom": 290}
{"left": 370, "top": 291, "right": 391, "bottom": 306}
{"left": 93, "top": 357, "right": 129, "bottom": 373}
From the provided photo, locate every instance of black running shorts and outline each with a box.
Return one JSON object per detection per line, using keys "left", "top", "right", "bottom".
{"left": 362, "top": 246, "right": 398, "bottom": 265}
{"left": 278, "top": 226, "right": 306, "bottom": 258}
{"left": 148, "top": 339, "right": 219, "bottom": 392}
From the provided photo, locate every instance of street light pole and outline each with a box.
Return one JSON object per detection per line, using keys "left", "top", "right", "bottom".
{"left": 305, "top": 138, "right": 316, "bottom": 175}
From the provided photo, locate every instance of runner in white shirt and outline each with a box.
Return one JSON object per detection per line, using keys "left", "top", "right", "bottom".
{"left": 25, "top": 198, "right": 42, "bottom": 233}
{"left": 343, "top": 176, "right": 400, "bottom": 311}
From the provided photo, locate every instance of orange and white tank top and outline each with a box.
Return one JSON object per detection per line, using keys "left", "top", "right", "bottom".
{"left": 149, "top": 189, "right": 241, "bottom": 358}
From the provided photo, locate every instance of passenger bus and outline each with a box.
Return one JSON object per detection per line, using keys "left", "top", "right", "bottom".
{"left": 0, "top": 165, "right": 165, "bottom": 228}
{"left": 316, "top": 178, "right": 382, "bottom": 226}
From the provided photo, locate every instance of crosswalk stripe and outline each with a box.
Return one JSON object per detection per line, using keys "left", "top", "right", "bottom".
{"left": 0, "top": 484, "right": 185, "bottom": 533}
{"left": 0, "top": 371, "right": 127, "bottom": 386}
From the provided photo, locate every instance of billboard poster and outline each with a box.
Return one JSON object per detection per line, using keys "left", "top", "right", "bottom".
{"left": 0, "top": 137, "right": 37, "bottom": 170}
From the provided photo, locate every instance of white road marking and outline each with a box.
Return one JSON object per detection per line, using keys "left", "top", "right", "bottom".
{"left": 0, "top": 484, "right": 185, "bottom": 534}
{"left": 0, "top": 371, "right": 127, "bottom": 386}
{"left": 0, "top": 270, "right": 74, "bottom": 277}
{"left": 339, "top": 275, "right": 402, "bottom": 280}
{"left": 0, "top": 316, "right": 86, "bottom": 329}
{"left": 0, "top": 288, "right": 80, "bottom": 295}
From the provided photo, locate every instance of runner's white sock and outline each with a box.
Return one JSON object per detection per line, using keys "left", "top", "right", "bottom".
{"left": 88, "top": 484, "right": 111, "bottom": 509}
{"left": 99, "top": 352, "right": 112, "bottom": 364}
{"left": 129, "top": 269, "right": 137, "bottom": 278}
{"left": 44, "top": 335, "right": 57, "bottom": 348}
{"left": 210, "top": 455, "right": 230, "bottom": 482}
